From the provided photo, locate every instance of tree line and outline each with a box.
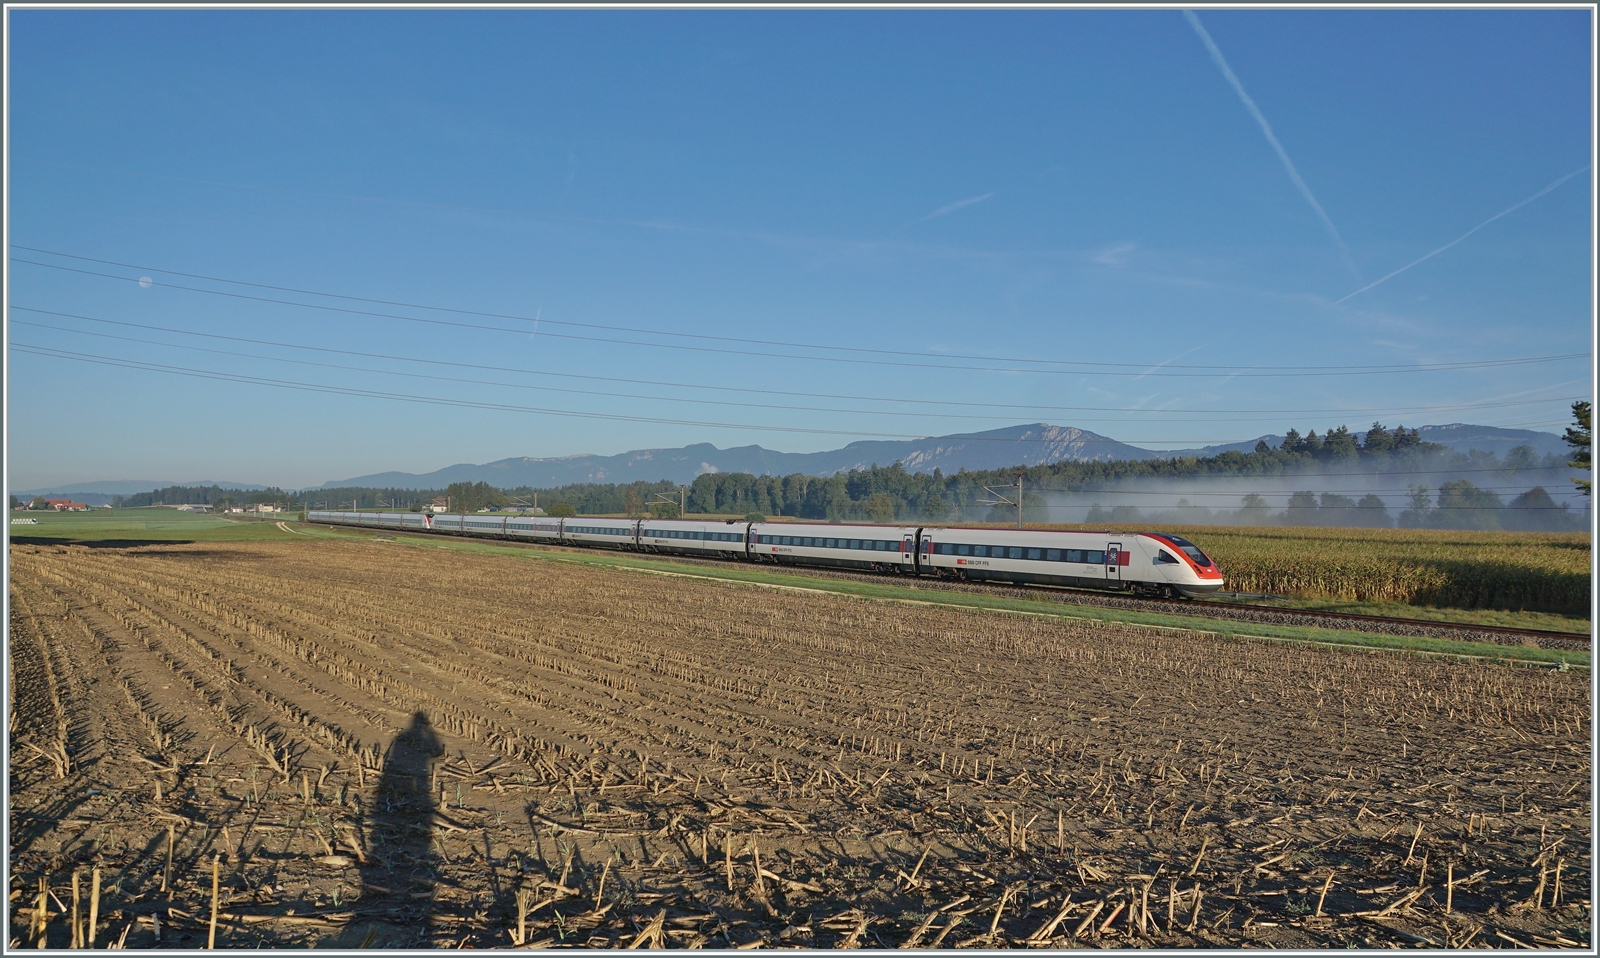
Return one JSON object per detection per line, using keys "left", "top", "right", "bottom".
{"left": 88, "top": 413, "right": 1591, "bottom": 531}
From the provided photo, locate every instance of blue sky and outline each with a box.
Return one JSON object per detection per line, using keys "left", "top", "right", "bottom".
{"left": 6, "top": 8, "right": 1593, "bottom": 490}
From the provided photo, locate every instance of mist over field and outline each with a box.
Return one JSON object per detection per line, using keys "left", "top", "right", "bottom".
{"left": 1035, "top": 462, "right": 1588, "bottom": 530}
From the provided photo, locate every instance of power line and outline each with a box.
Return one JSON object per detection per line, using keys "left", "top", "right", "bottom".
{"left": 27, "top": 342, "right": 1583, "bottom": 446}
{"left": 11, "top": 252, "right": 1587, "bottom": 377}
{"left": 18, "top": 317, "right": 1589, "bottom": 429}
{"left": 9, "top": 244, "right": 1570, "bottom": 372}
{"left": 11, "top": 305, "right": 1584, "bottom": 420}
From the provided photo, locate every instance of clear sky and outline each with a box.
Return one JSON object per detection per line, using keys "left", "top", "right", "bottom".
{"left": 5, "top": 7, "right": 1593, "bottom": 490}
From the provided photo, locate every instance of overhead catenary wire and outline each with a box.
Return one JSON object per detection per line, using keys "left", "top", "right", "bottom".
{"left": 10, "top": 306, "right": 1588, "bottom": 422}
{"left": 10, "top": 253, "right": 1588, "bottom": 377}
{"left": 16, "top": 317, "right": 1588, "bottom": 428}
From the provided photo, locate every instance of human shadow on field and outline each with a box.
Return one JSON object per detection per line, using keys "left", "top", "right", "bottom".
{"left": 354, "top": 711, "right": 443, "bottom": 946}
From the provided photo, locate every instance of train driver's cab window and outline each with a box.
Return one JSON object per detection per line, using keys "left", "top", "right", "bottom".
{"left": 1155, "top": 549, "right": 1180, "bottom": 564}
{"left": 1165, "top": 536, "right": 1215, "bottom": 568}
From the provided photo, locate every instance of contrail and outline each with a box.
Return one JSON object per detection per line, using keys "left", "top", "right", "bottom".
{"left": 1184, "top": 10, "right": 1361, "bottom": 282}
{"left": 917, "top": 192, "right": 994, "bottom": 222}
{"left": 1333, "top": 165, "right": 1591, "bottom": 305}
{"left": 1135, "top": 343, "right": 1209, "bottom": 380}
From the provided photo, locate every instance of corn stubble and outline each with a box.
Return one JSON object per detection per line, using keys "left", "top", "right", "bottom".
{"left": 6, "top": 539, "right": 1590, "bottom": 949}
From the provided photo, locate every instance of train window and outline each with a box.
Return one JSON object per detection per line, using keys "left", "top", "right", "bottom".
{"left": 1027, "top": 548, "right": 1041, "bottom": 560}
{"left": 1087, "top": 551, "right": 1106, "bottom": 564}
{"left": 1156, "top": 550, "right": 1179, "bottom": 564}
{"left": 957, "top": 544, "right": 970, "bottom": 556}
{"left": 1009, "top": 547, "right": 1023, "bottom": 559}
{"left": 1063, "top": 550, "right": 1082, "bottom": 563}
{"left": 1046, "top": 549, "right": 1060, "bottom": 561}
{"left": 939, "top": 543, "right": 954, "bottom": 555}
{"left": 1165, "top": 536, "right": 1214, "bottom": 567}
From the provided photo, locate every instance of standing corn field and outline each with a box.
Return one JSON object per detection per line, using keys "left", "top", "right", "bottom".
{"left": 1041, "top": 525, "right": 1591, "bottom": 615}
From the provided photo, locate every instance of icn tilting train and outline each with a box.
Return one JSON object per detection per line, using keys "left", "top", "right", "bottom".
{"left": 307, "top": 511, "right": 1225, "bottom": 599}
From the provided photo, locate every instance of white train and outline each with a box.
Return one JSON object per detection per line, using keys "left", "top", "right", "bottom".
{"left": 306, "top": 512, "right": 1225, "bottom": 599}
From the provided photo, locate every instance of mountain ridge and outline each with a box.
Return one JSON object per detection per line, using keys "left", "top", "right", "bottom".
{"left": 16, "top": 422, "right": 1568, "bottom": 498}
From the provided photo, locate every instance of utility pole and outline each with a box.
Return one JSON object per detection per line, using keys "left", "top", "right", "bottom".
{"left": 650, "top": 485, "right": 687, "bottom": 518}
{"left": 978, "top": 472, "right": 1026, "bottom": 529}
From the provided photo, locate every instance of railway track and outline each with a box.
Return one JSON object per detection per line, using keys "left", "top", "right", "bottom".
{"left": 321, "top": 523, "right": 1592, "bottom": 653}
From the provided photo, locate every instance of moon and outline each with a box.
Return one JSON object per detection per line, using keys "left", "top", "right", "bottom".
{"left": 139, "top": 276, "right": 153, "bottom": 288}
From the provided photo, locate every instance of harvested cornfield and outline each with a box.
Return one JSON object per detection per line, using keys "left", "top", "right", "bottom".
{"left": 1047, "top": 524, "right": 1591, "bottom": 615}
{"left": 7, "top": 538, "right": 1591, "bottom": 949}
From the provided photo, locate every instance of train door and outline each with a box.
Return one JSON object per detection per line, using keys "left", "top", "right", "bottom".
{"left": 1106, "top": 542, "right": 1122, "bottom": 582}
{"left": 902, "top": 531, "right": 914, "bottom": 569}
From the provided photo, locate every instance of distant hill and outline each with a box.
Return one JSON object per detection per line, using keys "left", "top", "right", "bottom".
{"left": 29, "top": 422, "right": 1570, "bottom": 499}
{"left": 13, "top": 480, "right": 271, "bottom": 500}
{"left": 320, "top": 423, "right": 1163, "bottom": 490}
{"left": 1412, "top": 423, "right": 1571, "bottom": 459}
{"left": 1154, "top": 423, "right": 1568, "bottom": 461}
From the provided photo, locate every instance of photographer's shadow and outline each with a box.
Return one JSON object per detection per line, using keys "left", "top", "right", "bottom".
{"left": 344, "top": 712, "right": 443, "bottom": 947}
